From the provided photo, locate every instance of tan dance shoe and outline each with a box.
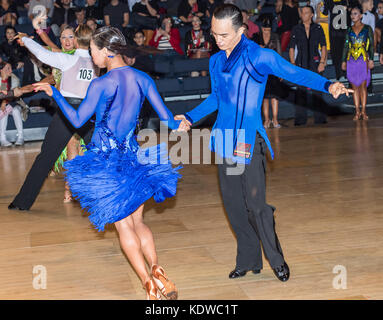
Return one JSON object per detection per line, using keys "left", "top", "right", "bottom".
{"left": 144, "top": 278, "right": 161, "bottom": 300}
{"left": 152, "top": 265, "right": 178, "bottom": 300}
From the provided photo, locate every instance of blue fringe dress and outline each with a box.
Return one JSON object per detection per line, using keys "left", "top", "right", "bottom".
{"left": 51, "top": 66, "right": 182, "bottom": 231}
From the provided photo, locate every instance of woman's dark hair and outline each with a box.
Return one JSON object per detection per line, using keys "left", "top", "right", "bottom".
{"left": 350, "top": 3, "right": 363, "bottom": 14}
{"left": 92, "top": 26, "right": 137, "bottom": 58}
{"left": 4, "top": 25, "right": 16, "bottom": 36}
{"left": 0, "top": 61, "right": 10, "bottom": 70}
{"left": 261, "top": 16, "right": 272, "bottom": 28}
{"left": 159, "top": 15, "right": 173, "bottom": 29}
{"left": 213, "top": 4, "right": 243, "bottom": 30}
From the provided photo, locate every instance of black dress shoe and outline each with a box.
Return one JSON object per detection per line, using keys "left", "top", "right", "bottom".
{"left": 273, "top": 262, "right": 290, "bottom": 282}
{"left": 229, "top": 268, "right": 261, "bottom": 279}
{"left": 8, "top": 202, "right": 29, "bottom": 211}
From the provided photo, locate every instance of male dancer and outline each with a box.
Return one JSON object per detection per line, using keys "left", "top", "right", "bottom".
{"left": 8, "top": 25, "right": 97, "bottom": 211}
{"left": 176, "top": 4, "right": 352, "bottom": 282}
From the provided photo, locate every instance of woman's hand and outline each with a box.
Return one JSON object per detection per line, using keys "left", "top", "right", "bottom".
{"left": 32, "top": 82, "right": 53, "bottom": 96}
{"left": 174, "top": 114, "right": 192, "bottom": 132}
{"left": 14, "top": 32, "right": 33, "bottom": 46}
{"left": 368, "top": 59, "right": 374, "bottom": 69}
{"left": 341, "top": 61, "right": 347, "bottom": 71}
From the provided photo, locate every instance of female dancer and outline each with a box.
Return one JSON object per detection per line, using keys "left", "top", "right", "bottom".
{"left": 32, "top": 26, "right": 186, "bottom": 300}
{"left": 341, "top": 4, "right": 374, "bottom": 120}
{"left": 33, "top": 16, "right": 86, "bottom": 202}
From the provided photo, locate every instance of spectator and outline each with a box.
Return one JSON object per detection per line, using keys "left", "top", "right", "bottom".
{"left": 0, "top": 26, "right": 27, "bottom": 79}
{"left": 289, "top": 5, "right": 328, "bottom": 125}
{"left": 375, "top": 0, "right": 383, "bottom": 51}
{"left": 50, "top": 0, "right": 76, "bottom": 37}
{"left": 86, "top": 17, "right": 99, "bottom": 32}
{"left": 0, "top": 62, "right": 25, "bottom": 147}
{"left": 361, "top": 0, "right": 375, "bottom": 32}
{"left": 177, "top": 0, "right": 204, "bottom": 24}
{"left": 312, "top": 0, "right": 330, "bottom": 51}
{"left": 184, "top": 14, "right": 211, "bottom": 75}
{"left": 254, "top": 17, "right": 285, "bottom": 128}
{"left": 70, "top": 6, "right": 87, "bottom": 29}
{"left": 241, "top": 9, "right": 259, "bottom": 39}
{"left": 104, "top": 0, "right": 130, "bottom": 30}
{"left": 277, "top": 0, "right": 299, "bottom": 52}
{"left": 85, "top": 0, "right": 103, "bottom": 21}
{"left": 133, "top": 28, "right": 147, "bottom": 46}
{"left": 131, "top": 0, "right": 160, "bottom": 30}
{"left": 322, "top": 0, "right": 349, "bottom": 80}
{"left": 0, "top": 0, "right": 17, "bottom": 26}
{"left": 203, "top": 0, "right": 223, "bottom": 22}
{"left": 28, "top": 0, "right": 54, "bottom": 20}
{"left": 149, "top": 15, "right": 184, "bottom": 55}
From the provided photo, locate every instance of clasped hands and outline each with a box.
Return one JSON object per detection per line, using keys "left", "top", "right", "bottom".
{"left": 174, "top": 115, "right": 192, "bottom": 132}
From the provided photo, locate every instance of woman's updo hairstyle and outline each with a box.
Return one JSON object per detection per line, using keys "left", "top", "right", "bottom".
{"left": 92, "top": 26, "right": 137, "bottom": 58}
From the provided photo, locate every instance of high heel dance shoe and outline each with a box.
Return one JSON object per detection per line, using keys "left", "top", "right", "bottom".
{"left": 263, "top": 120, "right": 271, "bottom": 128}
{"left": 152, "top": 264, "right": 178, "bottom": 300}
{"left": 361, "top": 112, "right": 369, "bottom": 120}
{"left": 353, "top": 112, "right": 361, "bottom": 121}
{"left": 63, "top": 189, "right": 73, "bottom": 203}
{"left": 144, "top": 278, "right": 161, "bottom": 300}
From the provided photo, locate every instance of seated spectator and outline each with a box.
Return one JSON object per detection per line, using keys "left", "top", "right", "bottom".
{"left": 0, "top": 62, "right": 25, "bottom": 147}
{"left": 69, "top": 6, "right": 87, "bottom": 29}
{"left": 28, "top": 0, "right": 54, "bottom": 20}
{"left": 86, "top": 17, "right": 99, "bottom": 32}
{"left": 0, "top": 26, "right": 27, "bottom": 79}
{"left": 241, "top": 9, "right": 259, "bottom": 39}
{"left": 85, "top": 0, "right": 104, "bottom": 21}
{"left": 0, "top": 0, "right": 18, "bottom": 26}
{"left": 149, "top": 15, "right": 184, "bottom": 55}
{"left": 177, "top": 0, "right": 204, "bottom": 25}
{"left": 50, "top": 0, "right": 76, "bottom": 36}
{"left": 184, "top": 15, "right": 211, "bottom": 76}
{"left": 103, "top": 0, "right": 130, "bottom": 30}
{"left": 131, "top": 0, "right": 160, "bottom": 30}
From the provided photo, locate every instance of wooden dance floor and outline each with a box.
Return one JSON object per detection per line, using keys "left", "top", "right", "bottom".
{"left": 0, "top": 114, "right": 382, "bottom": 300}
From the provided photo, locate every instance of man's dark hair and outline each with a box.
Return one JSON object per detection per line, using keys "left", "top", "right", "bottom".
{"left": 301, "top": 5, "right": 314, "bottom": 15}
{"left": 350, "top": 3, "right": 363, "bottom": 14}
{"left": 213, "top": 4, "right": 243, "bottom": 30}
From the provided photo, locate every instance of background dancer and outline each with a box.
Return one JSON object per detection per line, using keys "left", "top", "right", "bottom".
{"left": 33, "top": 26, "right": 185, "bottom": 300}
{"left": 176, "top": 4, "right": 352, "bottom": 283}
{"left": 8, "top": 25, "right": 97, "bottom": 211}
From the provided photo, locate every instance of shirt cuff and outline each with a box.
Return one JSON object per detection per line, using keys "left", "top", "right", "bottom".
{"left": 324, "top": 81, "right": 333, "bottom": 93}
{"left": 184, "top": 113, "right": 194, "bottom": 125}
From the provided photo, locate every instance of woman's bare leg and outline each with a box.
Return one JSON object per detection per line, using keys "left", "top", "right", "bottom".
{"left": 360, "top": 80, "right": 368, "bottom": 120}
{"left": 263, "top": 99, "right": 271, "bottom": 128}
{"left": 114, "top": 208, "right": 151, "bottom": 285}
{"left": 271, "top": 98, "right": 280, "bottom": 127}
{"left": 131, "top": 204, "right": 158, "bottom": 268}
{"left": 64, "top": 136, "right": 80, "bottom": 202}
{"left": 351, "top": 83, "right": 361, "bottom": 120}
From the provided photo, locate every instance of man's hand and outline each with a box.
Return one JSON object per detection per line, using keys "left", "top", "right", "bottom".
{"left": 32, "top": 82, "right": 53, "bottom": 96}
{"left": 174, "top": 114, "right": 192, "bottom": 132}
{"left": 328, "top": 82, "right": 353, "bottom": 99}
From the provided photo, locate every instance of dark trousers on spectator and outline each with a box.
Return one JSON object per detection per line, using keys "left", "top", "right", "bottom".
{"left": 295, "top": 87, "right": 327, "bottom": 125}
{"left": 330, "top": 30, "right": 346, "bottom": 80}
{"left": 217, "top": 134, "right": 285, "bottom": 271}
{"left": 11, "top": 102, "right": 94, "bottom": 209}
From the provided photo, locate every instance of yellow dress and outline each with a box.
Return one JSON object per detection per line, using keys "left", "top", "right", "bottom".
{"left": 318, "top": 1, "right": 330, "bottom": 51}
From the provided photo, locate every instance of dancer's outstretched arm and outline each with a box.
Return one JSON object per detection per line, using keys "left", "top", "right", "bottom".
{"left": 32, "top": 79, "right": 104, "bottom": 128}
{"left": 257, "top": 48, "right": 353, "bottom": 98}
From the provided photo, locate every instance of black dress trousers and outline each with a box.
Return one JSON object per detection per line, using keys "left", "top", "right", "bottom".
{"left": 11, "top": 103, "right": 94, "bottom": 209}
{"left": 217, "top": 133, "right": 285, "bottom": 270}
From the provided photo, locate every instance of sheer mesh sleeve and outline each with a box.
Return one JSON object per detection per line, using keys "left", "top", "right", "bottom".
{"left": 142, "top": 75, "right": 181, "bottom": 130}
{"left": 51, "top": 78, "right": 106, "bottom": 128}
{"left": 258, "top": 48, "right": 332, "bottom": 93}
